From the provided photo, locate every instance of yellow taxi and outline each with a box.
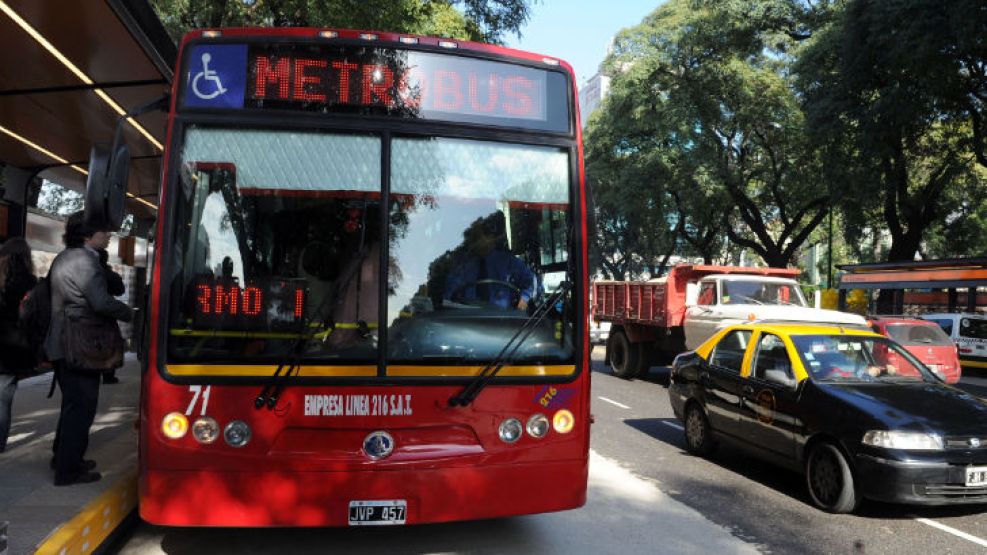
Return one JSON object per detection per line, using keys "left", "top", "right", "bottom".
{"left": 668, "top": 322, "right": 987, "bottom": 513}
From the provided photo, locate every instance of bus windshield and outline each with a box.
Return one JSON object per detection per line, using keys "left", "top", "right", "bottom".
{"left": 167, "top": 126, "right": 576, "bottom": 370}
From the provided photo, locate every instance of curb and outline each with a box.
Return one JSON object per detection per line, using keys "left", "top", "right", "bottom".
{"left": 34, "top": 472, "right": 138, "bottom": 555}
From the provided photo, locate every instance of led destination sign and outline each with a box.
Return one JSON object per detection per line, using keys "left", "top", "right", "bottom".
{"left": 182, "top": 43, "right": 571, "bottom": 132}
{"left": 191, "top": 278, "right": 306, "bottom": 331}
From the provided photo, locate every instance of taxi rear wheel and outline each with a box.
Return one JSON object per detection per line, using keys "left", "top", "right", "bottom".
{"left": 683, "top": 404, "right": 717, "bottom": 456}
{"left": 806, "top": 442, "right": 859, "bottom": 513}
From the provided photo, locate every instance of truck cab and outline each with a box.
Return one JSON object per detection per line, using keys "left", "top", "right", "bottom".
{"left": 683, "top": 275, "right": 866, "bottom": 350}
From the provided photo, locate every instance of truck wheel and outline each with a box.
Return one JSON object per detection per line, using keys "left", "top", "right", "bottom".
{"left": 609, "top": 330, "right": 640, "bottom": 379}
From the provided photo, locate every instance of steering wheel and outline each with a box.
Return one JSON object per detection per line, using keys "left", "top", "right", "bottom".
{"left": 448, "top": 279, "right": 521, "bottom": 306}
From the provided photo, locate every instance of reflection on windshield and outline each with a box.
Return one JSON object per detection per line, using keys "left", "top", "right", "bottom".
{"left": 386, "top": 137, "right": 575, "bottom": 364}
{"left": 793, "top": 335, "right": 933, "bottom": 383}
{"left": 721, "top": 280, "right": 807, "bottom": 306}
{"left": 167, "top": 128, "right": 576, "bottom": 369}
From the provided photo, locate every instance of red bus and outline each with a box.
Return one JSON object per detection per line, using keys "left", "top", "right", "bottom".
{"left": 120, "top": 28, "right": 590, "bottom": 526}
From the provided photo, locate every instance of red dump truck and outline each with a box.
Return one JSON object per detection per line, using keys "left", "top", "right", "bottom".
{"left": 592, "top": 265, "right": 867, "bottom": 378}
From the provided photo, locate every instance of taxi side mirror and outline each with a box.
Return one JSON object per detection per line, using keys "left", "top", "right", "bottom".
{"left": 764, "top": 369, "right": 796, "bottom": 389}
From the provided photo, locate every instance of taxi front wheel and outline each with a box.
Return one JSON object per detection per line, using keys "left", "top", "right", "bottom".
{"left": 683, "top": 404, "right": 717, "bottom": 456}
{"left": 806, "top": 442, "right": 860, "bottom": 513}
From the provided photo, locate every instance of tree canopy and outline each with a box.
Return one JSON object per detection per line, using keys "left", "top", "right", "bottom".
{"left": 586, "top": 0, "right": 986, "bottom": 280}
{"left": 151, "top": 0, "right": 535, "bottom": 44}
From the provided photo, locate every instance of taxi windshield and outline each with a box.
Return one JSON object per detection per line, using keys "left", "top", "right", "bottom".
{"left": 792, "top": 335, "right": 936, "bottom": 383}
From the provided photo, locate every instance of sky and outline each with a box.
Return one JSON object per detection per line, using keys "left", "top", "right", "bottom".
{"left": 505, "top": 0, "right": 663, "bottom": 87}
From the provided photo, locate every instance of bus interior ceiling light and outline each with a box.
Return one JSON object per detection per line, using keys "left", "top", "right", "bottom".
{"left": 0, "top": 1, "right": 164, "bottom": 151}
{"left": 0, "top": 124, "right": 88, "bottom": 176}
{"left": 319, "top": 31, "right": 339, "bottom": 38}
{"left": 399, "top": 37, "right": 419, "bottom": 44}
{"left": 438, "top": 40, "right": 458, "bottom": 49}
{"left": 360, "top": 33, "right": 378, "bottom": 41}
{"left": 202, "top": 30, "right": 222, "bottom": 38}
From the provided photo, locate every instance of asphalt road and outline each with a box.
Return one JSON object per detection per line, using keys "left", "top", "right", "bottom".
{"left": 112, "top": 349, "right": 987, "bottom": 554}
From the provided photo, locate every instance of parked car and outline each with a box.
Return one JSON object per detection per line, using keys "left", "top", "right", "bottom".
{"left": 867, "top": 316, "right": 961, "bottom": 384}
{"left": 669, "top": 322, "right": 987, "bottom": 513}
{"left": 589, "top": 319, "right": 611, "bottom": 345}
{"left": 921, "top": 313, "right": 987, "bottom": 370}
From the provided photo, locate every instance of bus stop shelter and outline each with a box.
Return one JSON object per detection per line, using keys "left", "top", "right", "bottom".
{"left": 837, "top": 258, "right": 987, "bottom": 314}
{"left": 0, "top": 0, "right": 174, "bottom": 240}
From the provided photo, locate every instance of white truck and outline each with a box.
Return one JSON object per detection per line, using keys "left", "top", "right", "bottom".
{"left": 592, "top": 265, "right": 868, "bottom": 378}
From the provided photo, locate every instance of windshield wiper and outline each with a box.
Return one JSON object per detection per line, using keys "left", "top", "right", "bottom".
{"left": 448, "top": 281, "right": 572, "bottom": 407}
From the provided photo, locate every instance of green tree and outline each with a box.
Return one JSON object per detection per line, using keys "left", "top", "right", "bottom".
{"left": 151, "top": 0, "right": 535, "bottom": 44}
{"left": 797, "top": 0, "right": 982, "bottom": 263}
{"left": 587, "top": 0, "right": 831, "bottom": 271}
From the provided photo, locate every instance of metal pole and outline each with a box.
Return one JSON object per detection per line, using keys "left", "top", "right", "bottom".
{"left": 827, "top": 205, "right": 833, "bottom": 288}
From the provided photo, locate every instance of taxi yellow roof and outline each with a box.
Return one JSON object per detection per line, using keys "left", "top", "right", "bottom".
{"left": 726, "top": 322, "right": 880, "bottom": 337}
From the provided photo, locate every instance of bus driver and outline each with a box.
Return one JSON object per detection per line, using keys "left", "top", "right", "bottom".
{"left": 444, "top": 211, "right": 535, "bottom": 311}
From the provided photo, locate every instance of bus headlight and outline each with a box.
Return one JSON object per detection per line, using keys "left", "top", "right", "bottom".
{"left": 161, "top": 412, "right": 188, "bottom": 439}
{"left": 192, "top": 417, "right": 219, "bottom": 444}
{"left": 498, "top": 418, "right": 523, "bottom": 443}
{"left": 553, "top": 410, "right": 575, "bottom": 434}
{"left": 526, "top": 414, "right": 550, "bottom": 438}
{"left": 224, "top": 420, "right": 252, "bottom": 448}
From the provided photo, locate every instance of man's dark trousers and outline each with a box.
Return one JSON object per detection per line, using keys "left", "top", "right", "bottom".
{"left": 52, "top": 362, "right": 100, "bottom": 481}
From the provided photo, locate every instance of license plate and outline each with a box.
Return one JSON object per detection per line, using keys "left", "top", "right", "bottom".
{"left": 348, "top": 500, "right": 407, "bottom": 525}
{"left": 965, "top": 466, "right": 987, "bottom": 487}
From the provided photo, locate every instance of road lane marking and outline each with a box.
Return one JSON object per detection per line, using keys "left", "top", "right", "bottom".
{"left": 661, "top": 421, "right": 684, "bottom": 431}
{"left": 597, "top": 396, "right": 631, "bottom": 409}
{"left": 915, "top": 518, "right": 987, "bottom": 548}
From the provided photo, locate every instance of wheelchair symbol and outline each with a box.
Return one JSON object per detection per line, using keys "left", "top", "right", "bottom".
{"left": 191, "top": 53, "right": 227, "bottom": 100}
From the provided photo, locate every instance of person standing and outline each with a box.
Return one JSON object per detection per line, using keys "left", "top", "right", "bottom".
{"left": 97, "top": 247, "right": 126, "bottom": 385}
{"left": 46, "top": 213, "right": 133, "bottom": 485}
{"left": 0, "top": 238, "right": 38, "bottom": 452}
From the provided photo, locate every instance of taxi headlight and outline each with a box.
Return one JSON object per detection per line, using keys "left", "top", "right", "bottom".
{"left": 192, "top": 417, "right": 219, "bottom": 444}
{"left": 498, "top": 418, "right": 523, "bottom": 443}
{"left": 224, "top": 420, "right": 252, "bottom": 448}
{"left": 161, "top": 412, "right": 188, "bottom": 439}
{"left": 862, "top": 430, "right": 944, "bottom": 451}
{"left": 526, "top": 414, "right": 550, "bottom": 438}
{"left": 553, "top": 409, "right": 575, "bottom": 434}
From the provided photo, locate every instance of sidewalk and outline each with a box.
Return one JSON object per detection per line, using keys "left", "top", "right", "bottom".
{"left": 0, "top": 355, "right": 140, "bottom": 555}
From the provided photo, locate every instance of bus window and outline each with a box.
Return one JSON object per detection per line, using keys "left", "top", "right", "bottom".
{"left": 169, "top": 127, "right": 382, "bottom": 363}
{"left": 386, "top": 137, "right": 575, "bottom": 366}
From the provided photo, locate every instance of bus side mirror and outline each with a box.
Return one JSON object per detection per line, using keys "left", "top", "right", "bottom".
{"left": 84, "top": 143, "right": 130, "bottom": 230}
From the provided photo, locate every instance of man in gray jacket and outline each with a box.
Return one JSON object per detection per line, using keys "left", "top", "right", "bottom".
{"left": 46, "top": 212, "right": 134, "bottom": 486}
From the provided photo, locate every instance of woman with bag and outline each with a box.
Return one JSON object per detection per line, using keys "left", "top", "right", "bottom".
{"left": 0, "top": 237, "right": 38, "bottom": 452}
{"left": 45, "top": 213, "right": 133, "bottom": 485}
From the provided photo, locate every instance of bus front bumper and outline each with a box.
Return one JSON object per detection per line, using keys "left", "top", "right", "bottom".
{"left": 139, "top": 458, "right": 588, "bottom": 526}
